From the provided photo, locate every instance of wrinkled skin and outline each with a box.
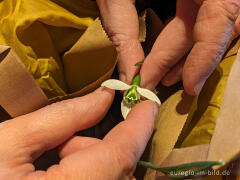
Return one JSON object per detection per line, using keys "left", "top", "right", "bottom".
{"left": 0, "top": 88, "right": 158, "bottom": 180}
{"left": 97, "top": 0, "right": 240, "bottom": 95}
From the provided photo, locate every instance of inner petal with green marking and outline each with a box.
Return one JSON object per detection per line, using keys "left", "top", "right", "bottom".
{"left": 124, "top": 85, "right": 141, "bottom": 104}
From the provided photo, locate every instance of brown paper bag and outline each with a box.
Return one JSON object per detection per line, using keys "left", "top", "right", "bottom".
{"left": 0, "top": 7, "right": 156, "bottom": 117}
{"left": 0, "top": 8, "right": 162, "bottom": 119}
{"left": 0, "top": 17, "right": 116, "bottom": 118}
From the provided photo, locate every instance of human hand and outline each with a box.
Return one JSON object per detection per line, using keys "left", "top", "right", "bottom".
{"left": 96, "top": 0, "right": 145, "bottom": 84}
{"left": 0, "top": 87, "right": 158, "bottom": 180}
{"left": 140, "top": 0, "right": 240, "bottom": 95}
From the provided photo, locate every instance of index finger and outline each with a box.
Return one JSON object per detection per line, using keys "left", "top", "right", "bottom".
{"left": 0, "top": 87, "right": 114, "bottom": 162}
{"left": 140, "top": 0, "right": 199, "bottom": 90}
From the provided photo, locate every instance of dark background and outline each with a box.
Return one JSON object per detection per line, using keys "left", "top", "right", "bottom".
{"left": 136, "top": 0, "right": 176, "bottom": 22}
{"left": 92, "top": 0, "right": 177, "bottom": 22}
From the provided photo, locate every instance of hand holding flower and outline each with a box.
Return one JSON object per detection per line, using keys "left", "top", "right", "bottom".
{"left": 0, "top": 88, "right": 158, "bottom": 180}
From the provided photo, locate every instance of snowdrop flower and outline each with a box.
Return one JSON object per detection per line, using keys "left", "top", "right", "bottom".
{"left": 101, "top": 74, "right": 161, "bottom": 119}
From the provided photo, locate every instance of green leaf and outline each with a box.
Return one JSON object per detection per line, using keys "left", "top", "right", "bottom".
{"left": 135, "top": 60, "right": 144, "bottom": 66}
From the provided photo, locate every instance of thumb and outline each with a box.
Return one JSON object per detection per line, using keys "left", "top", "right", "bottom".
{"left": 104, "top": 100, "right": 159, "bottom": 166}
{"left": 183, "top": 0, "right": 240, "bottom": 95}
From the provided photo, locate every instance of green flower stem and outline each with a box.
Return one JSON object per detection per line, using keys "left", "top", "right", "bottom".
{"left": 138, "top": 160, "right": 224, "bottom": 179}
{"left": 132, "top": 74, "right": 141, "bottom": 86}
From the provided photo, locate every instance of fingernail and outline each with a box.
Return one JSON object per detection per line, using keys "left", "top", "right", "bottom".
{"left": 140, "top": 79, "right": 149, "bottom": 89}
{"left": 153, "top": 103, "right": 159, "bottom": 116}
{"left": 194, "top": 80, "right": 205, "bottom": 95}
{"left": 145, "top": 84, "right": 155, "bottom": 91}
{"left": 119, "top": 73, "right": 126, "bottom": 83}
{"left": 141, "top": 78, "right": 155, "bottom": 90}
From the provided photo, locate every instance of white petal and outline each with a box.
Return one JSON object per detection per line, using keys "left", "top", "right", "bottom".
{"left": 137, "top": 87, "right": 161, "bottom": 105}
{"left": 121, "top": 100, "right": 135, "bottom": 119}
{"left": 101, "top": 79, "right": 131, "bottom": 90}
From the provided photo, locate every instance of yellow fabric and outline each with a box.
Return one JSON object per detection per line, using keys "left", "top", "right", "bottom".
{"left": 176, "top": 42, "right": 239, "bottom": 147}
{"left": 0, "top": 0, "right": 99, "bottom": 98}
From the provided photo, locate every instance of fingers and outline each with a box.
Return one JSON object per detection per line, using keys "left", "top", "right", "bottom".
{"left": 140, "top": 0, "right": 199, "bottom": 90}
{"left": 28, "top": 101, "right": 158, "bottom": 180}
{"left": 161, "top": 56, "right": 186, "bottom": 86}
{"left": 97, "top": 0, "right": 144, "bottom": 84}
{"left": 117, "top": 40, "right": 145, "bottom": 84}
{"left": 0, "top": 87, "right": 114, "bottom": 162}
{"left": 183, "top": 0, "right": 240, "bottom": 95}
{"left": 233, "top": 14, "right": 240, "bottom": 38}
{"left": 37, "top": 101, "right": 158, "bottom": 180}
{"left": 59, "top": 136, "right": 101, "bottom": 159}
{"left": 228, "top": 14, "right": 240, "bottom": 46}
{"left": 103, "top": 100, "right": 158, "bottom": 167}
